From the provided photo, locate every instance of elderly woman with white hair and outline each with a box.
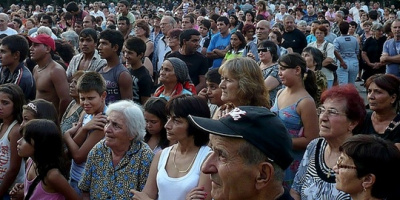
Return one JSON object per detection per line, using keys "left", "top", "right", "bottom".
{"left": 78, "top": 100, "right": 154, "bottom": 199}
{"left": 61, "top": 30, "right": 79, "bottom": 53}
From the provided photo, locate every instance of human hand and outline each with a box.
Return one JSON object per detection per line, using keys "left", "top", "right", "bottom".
{"left": 9, "top": 183, "right": 24, "bottom": 200}
{"left": 83, "top": 113, "right": 107, "bottom": 131}
{"left": 186, "top": 186, "right": 208, "bottom": 200}
{"left": 380, "top": 55, "right": 388, "bottom": 63}
{"left": 247, "top": 52, "right": 255, "bottom": 60}
{"left": 197, "top": 88, "right": 208, "bottom": 100}
{"left": 340, "top": 61, "right": 347, "bottom": 69}
{"left": 130, "top": 189, "right": 153, "bottom": 200}
{"left": 217, "top": 103, "right": 235, "bottom": 119}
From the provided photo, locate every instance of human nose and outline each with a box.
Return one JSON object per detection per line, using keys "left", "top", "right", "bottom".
{"left": 164, "top": 118, "right": 172, "bottom": 130}
{"left": 17, "top": 137, "right": 22, "bottom": 145}
{"left": 201, "top": 151, "right": 218, "bottom": 174}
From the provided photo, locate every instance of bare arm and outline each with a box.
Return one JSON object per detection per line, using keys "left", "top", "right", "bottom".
{"left": 51, "top": 66, "right": 72, "bottom": 119}
{"left": 264, "top": 76, "right": 280, "bottom": 92}
{"left": 46, "top": 169, "right": 80, "bottom": 200}
{"left": 0, "top": 125, "right": 23, "bottom": 196}
{"left": 334, "top": 50, "right": 347, "bottom": 69}
{"left": 145, "top": 42, "right": 154, "bottom": 58}
{"left": 293, "top": 98, "right": 319, "bottom": 150}
{"left": 290, "top": 188, "right": 301, "bottom": 200}
{"left": 195, "top": 75, "right": 206, "bottom": 93}
{"left": 63, "top": 126, "right": 105, "bottom": 164}
{"left": 206, "top": 49, "right": 227, "bottom": 59}
{"left": 119, "top": 71, "right": 133, "bottom": 100}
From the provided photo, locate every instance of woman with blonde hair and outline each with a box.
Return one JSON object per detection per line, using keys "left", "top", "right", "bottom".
{"left": 215, "top": 57, "right": 270, "bottom": 118}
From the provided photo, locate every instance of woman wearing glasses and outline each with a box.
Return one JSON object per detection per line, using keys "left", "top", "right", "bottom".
{"left": 258, "top": 40, "right": 282, "bottom": 105}
{"left": 290, "top": 84, "right": 366, "bottom": 200}
{"left": 335, "top": 134, "right": 400, "bottom": 200}
{"left": 271, "top": 53, "right": 319, "bottom": 187}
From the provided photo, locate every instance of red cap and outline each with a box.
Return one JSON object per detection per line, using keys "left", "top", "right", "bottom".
{"left": 28, "top": 34, "right": 56, "bottom": 51}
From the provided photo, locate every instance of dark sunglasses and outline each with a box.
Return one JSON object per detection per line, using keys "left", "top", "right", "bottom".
{"left": 258, "top": 48, "right": 270, "bottom": 53}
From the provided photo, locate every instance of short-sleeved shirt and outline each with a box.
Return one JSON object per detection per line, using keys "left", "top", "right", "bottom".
{"left": 66, "top": 50, "right": 106, "bottom": 80}
{"left": 382, "top": 38, "right": 400, "bottom": 77}
{"left": 308, "top": 41, "right": 335, "bottom": 81}
{"left": 282, "top": 29, "right": 307, "bottom": 54}
{"left": 207, "top": 32, "right": 232, "bottom": 68}
{"left": 128, "top": 66, "right": 153, "bottom": 105}
{"left": 79, "top": 140, "right": 154, "bottom": 199}
{"left": 167, "top": 51, "right": 209, "bottom": 86}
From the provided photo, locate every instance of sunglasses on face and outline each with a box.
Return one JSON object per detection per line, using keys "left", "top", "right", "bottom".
{"left": 258, "top": 48, "right": 270, "bottom": 53}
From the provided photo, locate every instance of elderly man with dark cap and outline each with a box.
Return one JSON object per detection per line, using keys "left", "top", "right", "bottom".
{"left": 188, "top": 106, "right": 294, "bottom": 200}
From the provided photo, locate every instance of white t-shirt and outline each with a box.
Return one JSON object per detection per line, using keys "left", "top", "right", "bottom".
{"left": 349, "top": 7, "right": 360, "bottom": 23}
{"left": 0, "top": 27, "right": 18, "bottom": 36}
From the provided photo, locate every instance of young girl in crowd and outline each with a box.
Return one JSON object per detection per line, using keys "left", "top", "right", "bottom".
{"left": 222, "top": 31, "right": 246, "bottom": 64}
{"left": 143, "top": 97, "right": 172, "bottom": 153}
{"left": 21, "top": 99, "right": 59, "bottom": 128}
{"left": 0, "top": 84, "right": 25, "bottom": 199}
{"left": 11, "top": 119, "right": 79, "bottom": 199}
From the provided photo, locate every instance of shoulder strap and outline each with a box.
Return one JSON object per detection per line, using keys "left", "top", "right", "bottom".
{"left": 385, "top": 113, "right": 400, "bottom": 133}
{"left": 323, "top": 41, "right": 328, "bottom": 52}
{"left": 25, "top": 176, "right": 40, "bottom": 200}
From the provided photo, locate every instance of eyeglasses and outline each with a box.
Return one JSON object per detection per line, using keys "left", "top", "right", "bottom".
{"left": 316, "top": 107, "right": 346, "bottom": 116}
{"left": 258, "top": 48, "right": 270, "bottom": 53}
{"left": 336, "top": 156, "right": 357, "bottom": 170}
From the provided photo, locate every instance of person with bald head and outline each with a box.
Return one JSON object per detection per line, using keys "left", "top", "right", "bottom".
{"left": 0, "top": 13, "right": 18, "bottom": 35}
{"left": 243, "top": 20, "right": 270, "bottom": 62}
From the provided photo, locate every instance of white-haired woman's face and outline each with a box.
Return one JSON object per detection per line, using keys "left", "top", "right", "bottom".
{"left": 104, "top": 111, "right": 133, "bottom": 149}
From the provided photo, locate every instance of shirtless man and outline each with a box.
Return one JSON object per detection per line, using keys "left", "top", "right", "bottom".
{"left": 67, "top": 28, "right": 106, "bottom": 81}
{"left": 28, "top": 34, "right": 71, "bottom": 118}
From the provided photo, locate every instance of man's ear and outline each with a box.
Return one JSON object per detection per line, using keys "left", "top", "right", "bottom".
{"left": 255, "top": 162, "right": 273, "bottom": 190}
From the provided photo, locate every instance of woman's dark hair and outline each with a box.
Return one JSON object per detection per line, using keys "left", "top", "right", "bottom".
{"left": 230, "top": 15, "right": 239, "bottom": 26}
{"left": 228, "top": 31, "right": 246, "bottom": 52}
{"left": 0, "top": 84, "right": 25, "bottom": 123}
{"left": 244, "top": 11, "right": 255, "bottom": 22}
{"left": 278, "top": 53, "right": 318, "bottom": 101}
{"left": 302, "top": 46, "right": 323, "bottom": 70}
{"left": 271, "top": 30, "right": 283, "bottom": 45}
{"left": 340, "top": 134, "right": 400, "bottom": 199}
{"left": 143, "top": 97, "right": 169, "bottom": 149}
{"left": 23, "top": 99, "right": 59, "bottom": 126}
{"left": 365, "top": 74, "right": 400, "bottom": 112}
{"left": 55, "top": 40, "right": 75, "bottom": 65}
{"left": 135, "top": 19, "right": 150, "bottom": 38}
{"left": 23, "top": 119, "right": 68, "bottom": 183}
{"left": 166, "top": 95, "right": 210, "bottom": 147}
{"left": 258, "top": 40, "right": 278, "bottom": 62}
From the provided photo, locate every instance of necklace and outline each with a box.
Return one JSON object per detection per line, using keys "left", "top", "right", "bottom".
{"left": 37, "top": 61, "right": 52, "bottom": 73}
{"left": 173, "top": 147, "right": 199, "bottom": 173}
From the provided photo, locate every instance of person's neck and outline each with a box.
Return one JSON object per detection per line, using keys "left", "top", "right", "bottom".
{"left": 316, "top": 39, "right": 325, "bottom": 45}
{"left": 176, "top": 138, "right": 198, "bottom": 155}
{"left": 93, "top": 104, "right": 106, "bottom": 115}
{"left": 162, "top": 82, "right": 177, "bottom": 95}
{"left": 111, "top": 141, "right": 132, "bottom": 157}
{"left": 5, "top": 61, "right": 20, "bottom": 74}
{"left": 105, "top": 55, "right": 120, "bottom": 69}
{"left": 261, "top": 60, "right": 274, "bottom": 68}
{"left": 220, "top": 31, "right": 229, "bottom": 37}
{"left": 131, "top": 61, "right": 142, "bottom": 70}
{"left": 350, "top": 191, "right": 379, "bottom": 200}
{"left": 1, "top": 117, "right": 15, "bottom": 125}
{"left": 394, "top": 36, "right": 400, "bottom": 41}
{"left": 171, "top": 46, "right": 180, "bottom": 52}
{"left": 36, "top": 56, "right": 52, "bottom": 68}
{"left": 73, "top": 96, "right": 80, "bottom": 104}
{"left": 83, "top": 51, "right": 95, "bottom": 60}
{"left": 373, "top": 109, "right": 397, "bottom": 122}
{"left": 179, "top": 47, "right": 189, "bottom": 55}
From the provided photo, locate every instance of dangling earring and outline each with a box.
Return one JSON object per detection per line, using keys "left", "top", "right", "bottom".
{"left": 363, "top": 186, "right": 366, "bottom": 192}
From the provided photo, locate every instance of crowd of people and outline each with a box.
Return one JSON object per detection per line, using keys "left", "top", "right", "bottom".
{"left": 0, "top": 0, "right": 399, "bottom": 199}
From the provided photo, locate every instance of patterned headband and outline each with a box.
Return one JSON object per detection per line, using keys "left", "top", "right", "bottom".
{"left": 26, "top": 103, "right": 37, "bottom": 113}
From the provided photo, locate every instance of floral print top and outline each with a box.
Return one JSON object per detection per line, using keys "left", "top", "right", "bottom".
{"left": 79, "top": 139, "right": 154, "bottom": 199}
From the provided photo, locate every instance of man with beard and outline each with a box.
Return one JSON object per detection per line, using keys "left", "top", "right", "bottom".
{"left": 29, "top": 34, "right": 71, "bottom": 118}
{"left": 281, "top": 15, "right": 307, "bottom": 54}
{"left": 167, "top": 29, "right": 208, "bottom": 92}
{"left": 67, "top": 28, "right": 107, "bottom": 81}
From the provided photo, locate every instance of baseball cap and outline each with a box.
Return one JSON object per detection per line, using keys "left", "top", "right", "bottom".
{"left": 188, "top": 106, "right": 293, "bottom": 170}
{"left": 158, "top": 8, "right": 165, "bottom": 12}
{"left": 28, "top": 34, "right": 56, "bottom": 51}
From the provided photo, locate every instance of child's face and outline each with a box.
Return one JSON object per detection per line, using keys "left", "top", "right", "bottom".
{"left": 123, "top": 46, "right": 141, "bottom": 66}
{"left": 199, "top": 25, "right": 209, "bottom": 37}
{"left": 21, "top": 109, "right": 35, "bottom": 128}
{"left": 17, "top": 136, "right": 34, "bottom": 158}
{"left": 79, "top": 90, "right": 106, "bottom": 114}
{"left": 0, "top": 92, "right": 14, "bottom": 120}
{"left": 206, "top": 81, "right": 224, "bottom": 106}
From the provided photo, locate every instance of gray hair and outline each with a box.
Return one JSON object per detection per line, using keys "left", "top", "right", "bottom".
{"left": 37, "top": 26, "right": 53, "bottom": 36}
{"left": 238, "top": 140, "right": 285, "bottom": 181}
{"left": 0, "top": 13, "right": 9, "bottom": 22}
{"left": 61, "top": 30, "right": 79, "bottom": 50}
{"left": 106, "top": 100, "right": 146, "bottom": 141}
{"left": 297, "top": 20, "right": 307, "bottom": 27}
{"left": 336, "top": 11, "right": 344, "bottom": 18}
{"left": 162, "top": 16, "right": 177, "bottom": 27}
{"left": 283, "top": 14, "right": 295, "bottom": 22}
